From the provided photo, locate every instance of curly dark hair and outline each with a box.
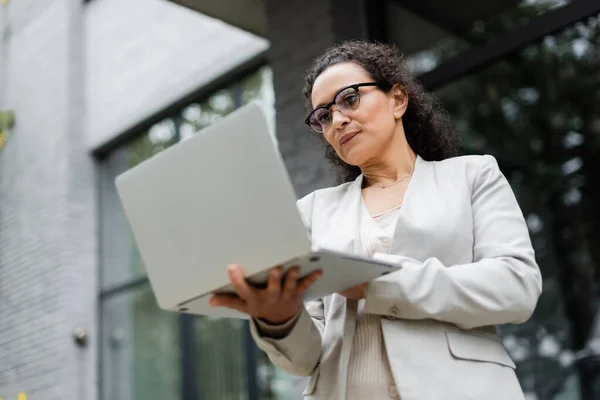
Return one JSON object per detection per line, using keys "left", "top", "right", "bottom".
{"left": 303, "top": 40, "right": 461, "bottom": 183}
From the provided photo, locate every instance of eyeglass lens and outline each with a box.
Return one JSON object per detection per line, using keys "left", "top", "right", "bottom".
{"left": 309, "top": 87, "right": 360, "bottom": 133}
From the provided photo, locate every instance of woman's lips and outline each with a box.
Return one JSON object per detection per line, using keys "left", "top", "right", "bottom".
{"left": 339, "top": 131, "right": 360, "bottom": 146}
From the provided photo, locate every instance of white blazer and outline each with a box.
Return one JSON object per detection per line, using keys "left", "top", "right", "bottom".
{"left": 250, "top": 154, "right": 543, "bottom": 400}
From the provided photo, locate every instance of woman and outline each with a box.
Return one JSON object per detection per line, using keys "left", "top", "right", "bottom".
{"left": 210, "top": 40, "right": 542, "bottom": 400}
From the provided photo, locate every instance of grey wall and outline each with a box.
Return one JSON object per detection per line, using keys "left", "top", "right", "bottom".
{"left": 0, "top": 1, "right": 97, "bottom": 400}
{"left": 265, "top": 0, "right": 366, "bottom": 197}
{"left": 85, "top": 0, "right": 269, "bottom": 151}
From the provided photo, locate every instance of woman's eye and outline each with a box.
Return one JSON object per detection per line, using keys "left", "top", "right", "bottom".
{"left": 343, "top": 94, "right": 359, "bottom": 107}
{"left": 318, "top": 112, "right": 330, "bottom": 124}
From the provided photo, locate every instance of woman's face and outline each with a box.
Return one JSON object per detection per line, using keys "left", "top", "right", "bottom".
{"left": 310, "top": 62, "right": 407, "bottom": 167}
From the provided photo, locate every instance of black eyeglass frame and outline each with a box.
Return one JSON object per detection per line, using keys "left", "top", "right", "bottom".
{"left": 304, "top": 82, "right": 382, "bottom": 131}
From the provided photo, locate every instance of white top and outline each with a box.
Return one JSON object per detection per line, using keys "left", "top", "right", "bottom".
{"left": 346, "top": 198, "right": 402, "bottom": 400}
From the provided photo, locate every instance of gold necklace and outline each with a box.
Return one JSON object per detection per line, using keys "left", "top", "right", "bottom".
{"left": 370, "top": 173, "right": 412, "bottom": 189}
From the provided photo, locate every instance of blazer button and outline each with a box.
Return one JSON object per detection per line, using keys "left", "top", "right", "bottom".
{"left": 388, "top": 306, "right": 400, "bottom": 318}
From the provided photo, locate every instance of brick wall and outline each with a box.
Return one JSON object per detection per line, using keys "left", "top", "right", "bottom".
{"left": 0, "top": 1, "right": 97, "bottom": 399}
{"left": 265, "top": 0, "right": 337, "bottom": 199}
{"left": 266, "top": 0, "right": 367, "bottom": 198}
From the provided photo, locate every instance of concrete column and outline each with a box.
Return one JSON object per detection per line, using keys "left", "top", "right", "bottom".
{"left": 265, "top": 0, "right": 368, "bottom": 198}
{"left": 0, "top": 1, "right": 97, "bottom": 399}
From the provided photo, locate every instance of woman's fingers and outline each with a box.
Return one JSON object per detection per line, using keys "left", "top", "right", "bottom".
{"left": 281, "top": 266, "right": 299, "bottom": 301}
{"left": 266, "top": 266, "right": 283, "bottom": 302}
{"left": 214, "top": 265, "right": 321, "bottom": 320}
{"left": 227, "top": 264, "right": 255, "bottom": 300}
{"left": 297, "top": 270, "right": 322, "bottom": 295}
{"left": 209, "top": 293, "right": 248, "bottom": 313}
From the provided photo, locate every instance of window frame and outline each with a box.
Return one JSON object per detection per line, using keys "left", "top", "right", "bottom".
{"left": 97, "top": 61, "right": 269, "bottom": 400}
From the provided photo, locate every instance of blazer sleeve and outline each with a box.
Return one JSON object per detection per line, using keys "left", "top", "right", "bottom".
{"left": 364, "top": 155, "right": 543, "bottom": 330}
{"left": 249, "top": 192, "right": 324, "bottom": 376}
{"left": 249, "top": 300, "right": 324, "bottom": 376}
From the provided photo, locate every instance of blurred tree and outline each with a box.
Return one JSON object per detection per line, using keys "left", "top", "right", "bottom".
{"left": 432, "top": 6, "right": 600, "bottom": 399}
{"left": 127, "top": 119, "right": 177, "bottom": 168}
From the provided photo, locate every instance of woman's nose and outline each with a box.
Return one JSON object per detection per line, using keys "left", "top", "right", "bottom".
{"left": 330, "top": 108, "right": 350, "bottom": 130}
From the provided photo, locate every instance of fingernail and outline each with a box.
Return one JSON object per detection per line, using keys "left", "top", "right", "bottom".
{"left": 228, "top": 266, "right": 237, "bottom": 278}
{"left": 209, "top": 298, "right": 216, "bottom": 307}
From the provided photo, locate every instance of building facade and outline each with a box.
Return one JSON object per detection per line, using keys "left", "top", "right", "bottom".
{"left": 1, "top": 0, "right": 600, "bottom": 399}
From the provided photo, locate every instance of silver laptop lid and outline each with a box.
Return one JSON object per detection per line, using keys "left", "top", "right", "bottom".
{"left": 115, "top": 102, "right": 311, "bottom": 310}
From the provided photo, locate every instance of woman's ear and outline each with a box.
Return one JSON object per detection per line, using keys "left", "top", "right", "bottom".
{"left": 391, "top": 84, "right": 408, "bottom": 119}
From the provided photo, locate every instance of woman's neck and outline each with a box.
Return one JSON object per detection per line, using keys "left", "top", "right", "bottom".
{"left": 361, "top": 137, "right": 416, "bottom": 188}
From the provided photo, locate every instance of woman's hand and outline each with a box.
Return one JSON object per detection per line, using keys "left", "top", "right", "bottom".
{"left": 209, "top": 264, "right": 322, "bottom": 325}
{"left": 338, "top": 283, "right": 368, "bottom": 300}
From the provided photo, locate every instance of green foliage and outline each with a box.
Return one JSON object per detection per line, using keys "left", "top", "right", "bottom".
{"left": 434, "top": 9, "right": 600, "bottom": 398}
{"left": 0, "top": 110, "right": 15, "bottom": 131}
{"left": 0, "top": 110, "right": 15, "bottom": 151}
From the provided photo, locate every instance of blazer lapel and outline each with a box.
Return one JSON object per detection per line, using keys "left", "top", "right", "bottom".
{"left": 350, "top": 175, "right": 364, "bottom": 256}
{"left": 389, "top": 155, "right": 440, "bottom": 261}
{"left": 319, "top": 175, "right": 364, "bottom": 256}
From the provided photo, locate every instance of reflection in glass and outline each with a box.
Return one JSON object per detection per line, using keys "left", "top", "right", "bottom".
{"left": 390, "top": 0, "right": 572, "bottom": 74}
{"left": 129, "top": 120, "right": 178, "bottom": 168}
{"left": 257, "top": 351, "right": 295, "bottom": 399}
{"left": 99, "top": 123, "right": 178, "bottom": 289}
{"left": 101, "top": 285, "right": 181, "bottom": 400}
{"left": 195, "top": 317, "right": 247, "bottom": 399}
{"left": 179, "top": 66, "right": 276, "bottom": 141}
{"left": 242, "top": 66, "right": 276, "bottom": 137}
{"left": 180, "top": 88, "right": 235, "bottom": 134}
{"left": 435, "top": 13, "right": 600, "bottom": 399}
{"left": 100, "top": 65, "right": 281, "bottom": 399}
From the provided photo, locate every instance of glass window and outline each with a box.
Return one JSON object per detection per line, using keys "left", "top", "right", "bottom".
{"left": 388, "top": 0, "right": 573, "bottom": 74}
{"left": 179, "top": 88, "right": 235, "bottom": 141}
{"left": 435, "top": 14, "right": 600, "bottom": 399}
{"left": 99, "top": 122, "right": 178, "bottom": 289}
{"left": 100, "top": 65, "right": 275, "bottom": 289}
{"left": 179, "top": 65, "right": 275, "bottom": 142}
{"left": 257, "top": 351, "right": 296, "bottom": 399}
{"left": 99, "top": 66, "right": 285, "bottom": 400}
{"left": 195, "top": 317, "right": 247, "bottom": 399}
{"left": 241, "top": 66, "right": 276, "bottom": 136}
{"left": 101, "top": 284, "right": 181, "bottom": 400}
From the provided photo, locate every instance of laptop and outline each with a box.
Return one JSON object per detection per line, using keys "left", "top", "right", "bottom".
{"left": 115, "top": 101, "right": 400, "bottom": 319}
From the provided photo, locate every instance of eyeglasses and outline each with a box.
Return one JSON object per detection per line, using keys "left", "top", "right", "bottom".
{"left": 305, "top": 82, "right": 380, "bottom": 133}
